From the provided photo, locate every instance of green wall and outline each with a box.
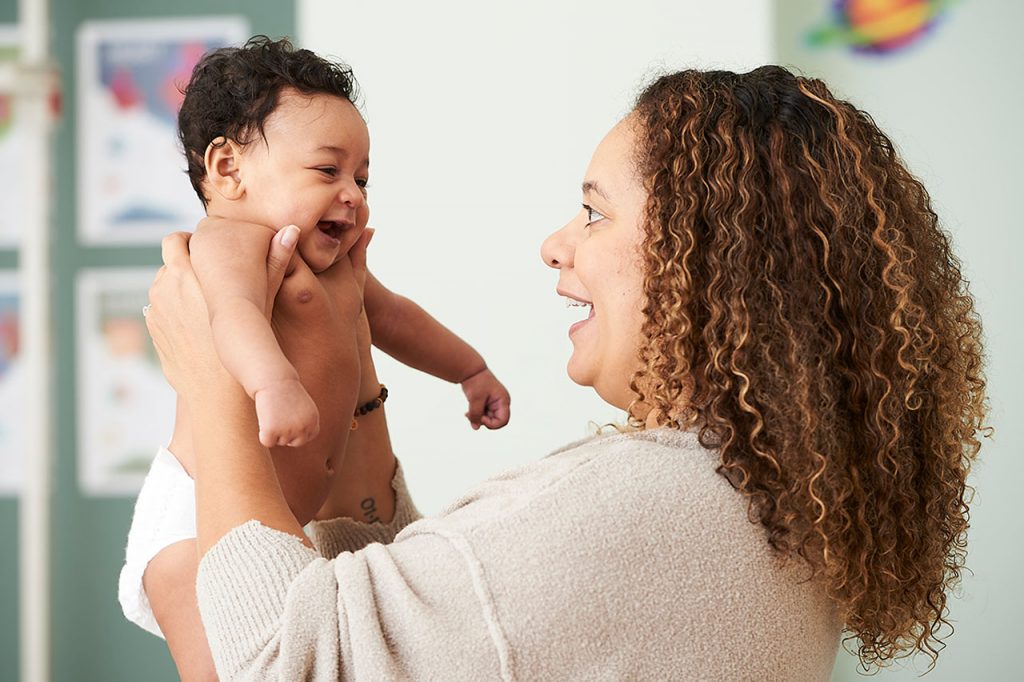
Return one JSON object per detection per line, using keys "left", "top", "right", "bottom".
{"left": 0, "top": 1, "right": 293, "bottom": 680}
{"left": 0, "top": 0, "right": 14, "bottom": 646}
{"left": 2, "top": 6, "right": 22, "bottom": 682}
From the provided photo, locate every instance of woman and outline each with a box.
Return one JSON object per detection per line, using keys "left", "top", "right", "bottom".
{"left": 146, "top": 65, "right": 987, "bottom": 679}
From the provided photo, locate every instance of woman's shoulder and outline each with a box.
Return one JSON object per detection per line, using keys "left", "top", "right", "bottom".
{"left": 396, "top": 427, "right": 841, "bottom": 679}
{"left": 545, "top": 427, "right": 734, "bottom": 505}
{"left": 401, "top": 427, "right": 736, "bottom": 542}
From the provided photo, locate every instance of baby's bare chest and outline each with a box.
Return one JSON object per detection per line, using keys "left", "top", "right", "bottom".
{"left": 275, "top": 274, "right": 355, "bottom": 386}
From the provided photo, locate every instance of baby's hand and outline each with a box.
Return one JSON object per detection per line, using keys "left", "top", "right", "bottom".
{"left": 254, "top": 378, "right": 320, "bottom": 447}
{"left": 461, "top": 368, "right": 511, "bottom": 431}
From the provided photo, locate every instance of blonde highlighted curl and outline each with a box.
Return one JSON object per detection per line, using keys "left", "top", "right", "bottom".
{"left": 629, "top": 66, "right": 989, "bottom": 669}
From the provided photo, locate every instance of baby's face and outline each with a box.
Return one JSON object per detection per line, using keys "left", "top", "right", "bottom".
{"left": 235, "top": 88, "right": 370, "bottom": 273}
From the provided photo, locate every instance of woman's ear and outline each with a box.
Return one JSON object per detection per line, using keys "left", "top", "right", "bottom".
{"left": 204, "top": 137, "right": 245, "bottom": 201}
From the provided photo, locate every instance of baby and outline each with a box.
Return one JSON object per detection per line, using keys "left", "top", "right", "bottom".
{"left": 119, "top": 36, "right": 509, "bottom": 679}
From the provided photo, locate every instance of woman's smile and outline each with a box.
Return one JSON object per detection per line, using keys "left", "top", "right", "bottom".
{"left": 563, "top": 293, "right": 595, "bottom": 337}
{"left": 542, "top": 117, "right": 648, "bottom": 410}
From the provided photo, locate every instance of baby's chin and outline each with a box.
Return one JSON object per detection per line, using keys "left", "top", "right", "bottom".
{"left": 299, "top": 228, "right": 365, "bottom": 273}
{"left": 296, "top": 241, "right": 343, "bottom": 274}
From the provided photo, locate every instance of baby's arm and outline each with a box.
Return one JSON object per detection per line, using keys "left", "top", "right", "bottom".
{"left": 190, "top": 219, "right": 319, "bottom": 447}
{"left": 364, "top": 272, "right": 510, "bottom": 429}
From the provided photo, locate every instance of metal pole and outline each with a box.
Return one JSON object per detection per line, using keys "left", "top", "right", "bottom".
{"left": 16, "top": 0, "right": 53, "bottom": 679}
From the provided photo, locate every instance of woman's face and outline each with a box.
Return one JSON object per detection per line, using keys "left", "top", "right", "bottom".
{"left": 541, "top": 118, "right": 648, "bottom": 410}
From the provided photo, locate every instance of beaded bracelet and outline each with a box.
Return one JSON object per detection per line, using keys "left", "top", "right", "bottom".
{"left": 351, "top": 384, "right": 388, "bottom": 431}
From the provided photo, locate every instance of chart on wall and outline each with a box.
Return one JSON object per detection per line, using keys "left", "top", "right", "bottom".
{"left": 0, "top": 26, "right": 24, "bottom": 248}
{"left": 0, "top": 272, "right": 23, "bottom": 494}
{"left": 76, "top": 17, "right": 248, "bottom": 245}
{"left": 76, "top": 268, "right": 176, "bottom": 495}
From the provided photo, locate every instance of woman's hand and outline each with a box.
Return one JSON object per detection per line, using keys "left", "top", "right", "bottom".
{"left": 147, "top": 225, "right": 320, "bottom": 555}
{"left": 145, "top": 226, "right": 302, "bottom": 400}
{"left": 145, "top": 231, "right": 223, "bottom": 399}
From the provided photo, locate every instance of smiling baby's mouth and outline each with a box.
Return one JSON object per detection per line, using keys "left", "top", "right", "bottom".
{"left": 317, "top": 221, "right": 344, "bottom": 240}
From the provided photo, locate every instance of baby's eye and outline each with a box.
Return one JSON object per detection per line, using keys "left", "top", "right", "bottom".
{"left": 355, "top": 178, "right": 369, "bottom": 189}
{"left": 582, "top": 204, "right": 606, "bottom": 226}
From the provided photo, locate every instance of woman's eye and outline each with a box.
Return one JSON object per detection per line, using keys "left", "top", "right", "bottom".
{"left": 582, "top": 204, "right": 606, "bottom": 226}
{"left": 316, "top": 167, "right": 338, "bottom": 176}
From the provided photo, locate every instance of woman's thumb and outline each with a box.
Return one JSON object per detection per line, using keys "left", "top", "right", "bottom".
{"left": 349, "top": 228, "right": 373, "bottom": 282}
{"left": 267, "top": 225, "right": 299, "bottom": 297}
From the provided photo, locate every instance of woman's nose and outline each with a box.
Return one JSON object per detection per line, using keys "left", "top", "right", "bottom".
{"left": 541, "top": 220, "right": 575, "bottom": 269}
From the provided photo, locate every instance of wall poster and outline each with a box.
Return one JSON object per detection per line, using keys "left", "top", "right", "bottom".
{"left": 76, "top": 268, "right": 176, "bottom": 495}
{"left": 0, "top": 272, "right": 22, "bottom": 494}
{"left": 0, "top": 26, "right": 24, "bottom": 248}
{"left": 76, "top": 17, "right": 248, "bottom": 244}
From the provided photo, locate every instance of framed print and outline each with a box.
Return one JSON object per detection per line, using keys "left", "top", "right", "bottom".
{"left": 0, "top": 272, "right": 22, "bottom": 494}
{"left": 76, "top": 268, "right": 175, "bottom": 495}
{"left": 76, "top": 17, "right": 248, "bottom": 244}
{"left": 0, "top": 26, "right": 24, "bottom": 248}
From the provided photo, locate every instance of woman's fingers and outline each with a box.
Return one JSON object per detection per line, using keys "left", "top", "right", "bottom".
{"left": 160, "top": 231, "right": 193, "bottom": 270}
{"left": 266, "top": 225, "right": 299, "bottom": 304}
{"left": 152, "top": 233, "right": 198, "bottom": 313}
{"left": 349, "top": 228, "right": 373, "bottom": 295}
{"left": 148, "top": 230, "right": 222, "bottom": 395}
{"left": 319, "top": 226, "right": 373, "bottom": 298}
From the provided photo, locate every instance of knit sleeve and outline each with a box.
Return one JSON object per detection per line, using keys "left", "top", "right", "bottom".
{"left": 306, "top": 458, "right": 422, "bottom": 559}
{"left": 196, "top": 521, "right": 506, "bottom": 681}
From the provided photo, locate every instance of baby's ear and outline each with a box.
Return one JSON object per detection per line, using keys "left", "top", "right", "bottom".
{"left": 204, "top": 137, "right": 245, "bottom": 201}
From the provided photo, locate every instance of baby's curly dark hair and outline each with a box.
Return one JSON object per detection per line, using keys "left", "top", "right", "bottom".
{"left": 630, "top": 65, "right": 989, "bottom": 670}
{"left": 177, "top": 35, "right": 359, "bottom": 207}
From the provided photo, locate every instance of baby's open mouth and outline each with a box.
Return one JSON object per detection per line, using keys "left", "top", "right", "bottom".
{"left": 317, "top": 220, "right": 346, "bottom": 240}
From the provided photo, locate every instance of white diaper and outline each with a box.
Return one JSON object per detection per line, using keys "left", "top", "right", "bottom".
{"left": 118, "top": 447, "right": 196, "bottom": 639}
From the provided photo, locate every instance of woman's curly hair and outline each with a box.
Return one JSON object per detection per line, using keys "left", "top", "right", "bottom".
{"left": 629, "top": 65, "right": 989, "bottom": 669}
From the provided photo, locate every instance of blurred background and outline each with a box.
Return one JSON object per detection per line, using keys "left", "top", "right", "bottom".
{"left": 0, "top": 0, "right": 1019, "bottom": 679}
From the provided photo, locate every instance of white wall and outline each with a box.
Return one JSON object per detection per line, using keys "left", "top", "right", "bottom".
{"left": 299, "top": 0, "right": 773, "bottom": 514}
{"left": 775, "top": 1, "right": 1024, "bottom": 679}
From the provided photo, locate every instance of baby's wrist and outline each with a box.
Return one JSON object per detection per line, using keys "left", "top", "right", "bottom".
{"left": 252, "top": 375, "right": 303, "bottom": 399}
{"left": 459, "top": 363, "right": 488, "bottom": 384}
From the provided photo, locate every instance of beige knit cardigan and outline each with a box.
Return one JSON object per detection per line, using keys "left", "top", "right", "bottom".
{"left": 197, "top": 428, "right": 841, "bottom": 681}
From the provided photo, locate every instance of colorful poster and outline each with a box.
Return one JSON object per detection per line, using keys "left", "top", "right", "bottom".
{"left": 806, "top": 0, "right": 956, "bottom": 56}
{"left": 76, "top": 17, "right": 248, "bottom": 244}
{"left": 0, "top": 272, "right": 23, "bottom": 494}
{"left": 76, "top": 268, "right": 176, "bottom": 495}
{"left": 0, "top": 26, "right": 24, "bottom": 248}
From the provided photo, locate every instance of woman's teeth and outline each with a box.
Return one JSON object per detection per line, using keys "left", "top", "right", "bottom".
{"left": 564, "top": 298, "right": 591, "bottom": 308}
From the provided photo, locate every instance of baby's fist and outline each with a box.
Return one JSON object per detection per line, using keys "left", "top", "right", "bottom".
{"left": 461, "top": 368, "right": 511, "bottom": 431}
{"left": 254, "top": 378, "right": 320, "bottom": 447}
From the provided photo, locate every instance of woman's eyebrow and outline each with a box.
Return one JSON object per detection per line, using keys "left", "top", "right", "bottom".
{"left": 582, "top": 180, "right": 611, "bottom": 201}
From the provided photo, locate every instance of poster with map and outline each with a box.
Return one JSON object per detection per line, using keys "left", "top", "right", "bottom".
{"left": 0, "top": 26, "right": 23, "bottom": 248}
{"left": 0, "top": 272, "right": 23, "bottom": 494}
{"left": 76, "top": 17, "right": 248, "bottom": 244}
{"left": 76, "top": 268, "right": 176, "bottom": 495}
